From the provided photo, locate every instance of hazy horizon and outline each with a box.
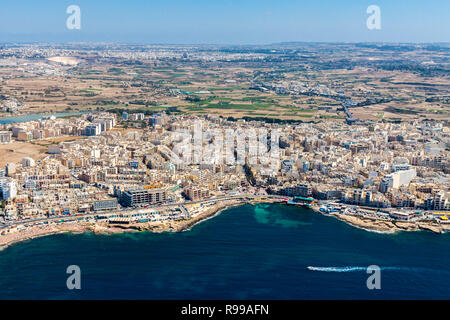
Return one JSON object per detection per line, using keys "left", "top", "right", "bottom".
{"left": 0, "top": 0, "right": 449, "bottom": 44}
{"left": 1, "top": 39, "right": 450, "bottom": 46}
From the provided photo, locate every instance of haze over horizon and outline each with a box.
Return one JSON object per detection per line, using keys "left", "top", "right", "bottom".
{"left": 0, "top": 0, "right": 449, "bottom": 44}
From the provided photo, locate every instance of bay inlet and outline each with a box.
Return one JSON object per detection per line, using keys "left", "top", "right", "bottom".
{"left": 0, "top": 112, "right": 88, "bottom": 124}
{"left": 0, "top": 203, "right": 449, "bottom": 299}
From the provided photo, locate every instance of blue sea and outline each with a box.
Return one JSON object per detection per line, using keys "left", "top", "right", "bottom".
{"left": 0, "top": 203, "right": 449, "bottom": 299}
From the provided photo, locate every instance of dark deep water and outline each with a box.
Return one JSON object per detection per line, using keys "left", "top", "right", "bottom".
{"left": 0, "top": 203, "right": 449, "bottom": 299}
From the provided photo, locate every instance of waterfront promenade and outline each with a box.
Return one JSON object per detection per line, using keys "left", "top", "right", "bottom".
{"left": 1, "top": 194, "right": 449, "bottom": 249}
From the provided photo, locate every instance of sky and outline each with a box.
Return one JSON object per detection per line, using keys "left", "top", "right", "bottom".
{"left": 0, "top": 0, "right": 449, "bottom": 44}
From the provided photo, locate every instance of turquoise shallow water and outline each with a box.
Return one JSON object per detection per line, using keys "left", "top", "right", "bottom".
{"left": 0, "top": 112, "right": 87, "bottom": 124}
{"left": 0, "top": 203, "right": 449, "bottom": 299}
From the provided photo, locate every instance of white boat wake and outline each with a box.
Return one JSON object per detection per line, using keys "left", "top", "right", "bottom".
{"left": 307, "top": 266, "right": 409, "bottom": 272}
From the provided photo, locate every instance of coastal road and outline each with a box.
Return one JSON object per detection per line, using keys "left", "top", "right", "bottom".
{"left": 1, "top": 194, "right": 285, "bottom": 230}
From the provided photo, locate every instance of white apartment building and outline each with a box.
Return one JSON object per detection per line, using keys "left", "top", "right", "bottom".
{"left": 22, "top": 157, "right": 36, "bottom": 167}
{"left": 0, "top": 179, "right": 17, "bottom": 200}
{"left": 0, "top": 131, "right": 12, "bottom": 143}
{"left": 380, "top": 169, "right": 417, "bottom": 193}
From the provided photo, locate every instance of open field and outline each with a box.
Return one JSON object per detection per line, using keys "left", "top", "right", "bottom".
{"left": 0, "top": 142, "right": 47, "bottom": 168}
{"left": 0, "top": 43, "right": 448, "bottom": 123}
{"left": 29, "top": 136, "right": 86, "bottom": 147}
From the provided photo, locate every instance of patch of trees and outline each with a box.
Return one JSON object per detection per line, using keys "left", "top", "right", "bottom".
{"left": 244, "top": 163, "right": 256, "bottom": 186}
{"left": 226, "top": 116, "right": 312, "bottom": 125}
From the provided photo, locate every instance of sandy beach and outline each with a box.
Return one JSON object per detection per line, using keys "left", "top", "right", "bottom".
{"left": 0, "top": 222, "right": 92, "bottom": 250}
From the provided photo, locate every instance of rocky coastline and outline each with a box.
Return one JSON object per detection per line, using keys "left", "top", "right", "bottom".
{"left": 1, "top": 200, "right": 448, "bottom": 250}
{"left": 311, "top": 207, "right": 449, "bottom": 234}
{"left": 0, "top": 199, "right": 246, "bottom": 249}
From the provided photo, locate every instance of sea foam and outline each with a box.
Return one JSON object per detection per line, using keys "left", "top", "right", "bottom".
{"left": 307, "top": 266, "right": 411, "bottom": 272}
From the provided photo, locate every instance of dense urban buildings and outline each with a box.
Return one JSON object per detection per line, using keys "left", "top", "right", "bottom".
{"left": 0, "top": 111, "right": 448, "bottom": 226}
{"left": 0, "top": 42, "right": 448, "bottom": 242}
